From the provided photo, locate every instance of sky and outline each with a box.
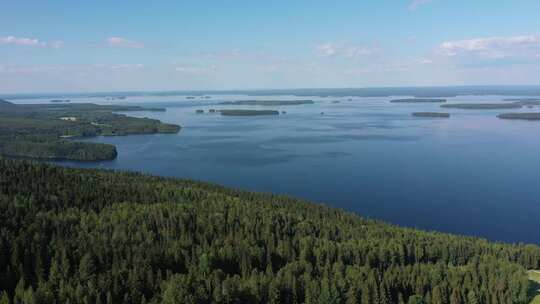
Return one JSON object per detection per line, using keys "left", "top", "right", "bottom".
{"left": 1, "top": 0, "right": 540, "bottom": 93}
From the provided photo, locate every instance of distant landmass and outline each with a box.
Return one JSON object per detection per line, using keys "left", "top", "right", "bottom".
{"left": 502, "top": 98, "right": 540, "bottom": 102}
{"left": 442, "top": 103, "right": 523, "bottom": 110}
{"left": 497, "top": 113, "right": 540, "bottom": 120}
{"left": 412, "top": 112, "right": 450, "bottom": 118}
{"left": 4, "top": 85, "right": 540, "bottom": 100}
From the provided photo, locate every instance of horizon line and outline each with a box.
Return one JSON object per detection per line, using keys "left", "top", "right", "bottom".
{"left": 3, "top": 84, "right": 540, "bottom": 98}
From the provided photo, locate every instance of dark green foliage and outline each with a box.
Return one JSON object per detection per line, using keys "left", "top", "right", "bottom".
{"left": 0, "top": 139, "right": 117, "bottom": 161}
{"left": 0, "top": 101, "right": 180, "bottom": 161}
{"left": 0, "top": 159, "right": 539, "bottom": 303}
{"left": 497, "top": 113, "right": 540, "bottom": 121}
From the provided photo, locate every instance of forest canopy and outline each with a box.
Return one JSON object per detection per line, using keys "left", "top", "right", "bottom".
{"left": 0, "top": 159, "right": 539, "bottom": 303}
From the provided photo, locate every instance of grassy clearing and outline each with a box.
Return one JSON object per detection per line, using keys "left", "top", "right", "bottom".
{"left": 529, "top": 270, "right": 540, "bottom": 304}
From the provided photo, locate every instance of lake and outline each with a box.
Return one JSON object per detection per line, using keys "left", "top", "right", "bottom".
{"left": 18, "top": 93, "right": 540, "bottom": 244}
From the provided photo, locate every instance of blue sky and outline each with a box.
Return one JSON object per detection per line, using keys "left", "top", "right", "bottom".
{"left": 1, "top": 0, "right": 540, "bottom": 93}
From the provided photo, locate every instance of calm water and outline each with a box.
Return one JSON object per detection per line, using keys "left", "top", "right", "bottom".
{"left": 21, "top": 94, "right": 540, "bottom": 244}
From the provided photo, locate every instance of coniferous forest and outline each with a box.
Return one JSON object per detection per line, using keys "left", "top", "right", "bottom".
{"left": 1, "top": 159, "right": 540, "bottom": 304}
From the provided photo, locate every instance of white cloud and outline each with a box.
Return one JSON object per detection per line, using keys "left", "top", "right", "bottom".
{"left": 316, "top": 43, "right": 375, "bottom": 58}
{"left": 408, "top": 0, "right": 433, "bottom": 11}
{"left": 342, "top": 46, "right": 373, "bottom": 58}
{"left": 107, "top": 37, "right": 144, "bottom": 49}
{"left": 438, "top": 35, "right": 540, "bottom": 59}
{"left": 175, "top": 65, "right": 217, "bottom": 75}
{"left": 0, "top": 36, "right": 64, "bottom": 48}
{"left": 317, "top": 44, "right": 337, "bottom": 57}
{"left": 1, "top": 36, "right": 42, "bottom": 46}
{"left": 48, "top": 41, "right": 65, "bottom": 49}
{"left": 417, "top": 58, "right": 434, "bottom": 64}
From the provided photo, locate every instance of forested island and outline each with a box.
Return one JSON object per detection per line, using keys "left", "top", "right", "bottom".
{"left": 219, "top": 100, "right": 314, "bottom": 106}
{"left": 220, "top": 109, "right": 280, "bottom": 116}
{"left": 497, "top": 113, "right": 540, "bottom": 120}
{"left": 441, "top": 103, "right": 523, "bottom": 110}
{"left": 502, "top": 98, "right": 540, "bottom": 103}
{"left": 0, "top": 159, "right": 539, "bottom": 303}
{"left": 412, "top": 112, "right": 450, "bottom": 118}
{"left": 441, "top": 99, "right": 540, "bottom": 110}
{"left": 390, "top": 98, "right": 447, "bottom": 103}
{"left": 0, "top": 100, "right": 180, "bottom": 161}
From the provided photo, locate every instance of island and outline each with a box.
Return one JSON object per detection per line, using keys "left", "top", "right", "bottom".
{"left": 50, "top": 99, "right": 71, "bottom": 103}
{"left": 0, "top": 100, "right": 180, "bottom": 161}
{"left": 412, "top": 112, "right": 450, "bottom": 118}
{"left": 502, "top": 98, "right": 540, "bottom": 102}
{"left": 497, "top": 113, "right": 540, "bottom": 120}
{"left": 390, "top": 98, "right": 447, "bottom": 103}
{"left": 441, "top": 103, "right": 522, "bottom": 109}
{"left": 219, "top": 109, "right": 280, "bottom": 116}
{"left": 219, "top": 100, "right": 314, "bottom": 106}
{"left": 196, "top": 109, "right": 204, "bottom": 114}
{"left": 512, "top": 99, "right": 540, "bottom": 106}
{"left": 105, "top": 96, "right": 127, "bottom": 101}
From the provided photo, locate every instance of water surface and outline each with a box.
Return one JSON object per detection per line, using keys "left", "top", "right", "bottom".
{"left": 21, "top": 94, "right": 540, "bottom": 244}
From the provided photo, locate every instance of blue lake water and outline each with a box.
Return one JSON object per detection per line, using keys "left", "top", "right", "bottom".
{"left": 23, "top": 94, "right": 540, "bottom": 244}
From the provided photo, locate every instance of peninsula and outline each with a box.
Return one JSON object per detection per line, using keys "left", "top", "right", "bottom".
{"left": 0, "top": 100, "right": 180, "bottom": 161}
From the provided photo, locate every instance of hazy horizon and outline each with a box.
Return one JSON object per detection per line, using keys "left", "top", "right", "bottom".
{"left": 4, "top": 84, "right": 540, "bottom": 98}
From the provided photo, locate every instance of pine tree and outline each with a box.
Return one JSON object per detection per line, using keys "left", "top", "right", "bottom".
{"left": 467, "top": 290, "right": 478, "bottom": 304}
{"left": 13, "top": 278, "right": 25, "bottom": 304}
{"left": 0, "top": 291, "right": 10, "bottom": 304}
{"left": 450, "top": 289, "right": 462, "bottom": 304}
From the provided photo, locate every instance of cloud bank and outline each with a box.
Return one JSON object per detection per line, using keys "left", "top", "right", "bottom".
{"left": 0, "top": 36, "right": 64, "bottom": 48}
{"left": 316, "top": 43, "right": 375, "bottom": 58}
{"left": 439, "top": 35, "right": 540, "bottom": 59}
{"left": 107, "top": 37, "right": 144, "bottom": 49}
